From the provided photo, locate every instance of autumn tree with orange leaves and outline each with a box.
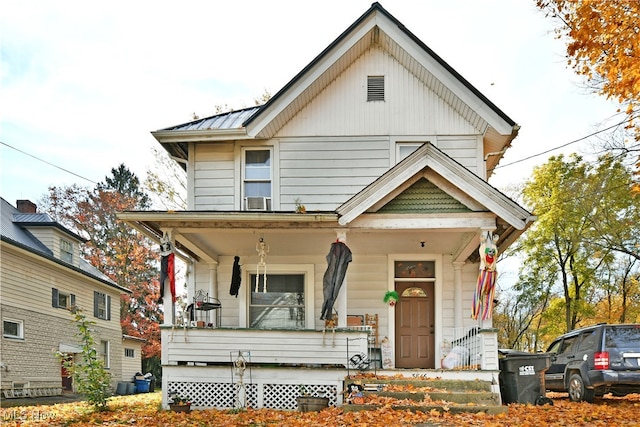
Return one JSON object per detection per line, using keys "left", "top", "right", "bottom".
{"left": 41, "top": 164, "right": 163, "bottom": 377}
{"left": 536, "top": 0, "right": 640, "bottom": 192}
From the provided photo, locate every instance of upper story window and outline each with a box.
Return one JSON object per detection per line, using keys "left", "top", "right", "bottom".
{"left": 396, "top": 143, "right": 424, "bottom": 163}
{"left": 52, "top": 288, "right": 76, "bottom": 310}
{"left": 94, "top": 291, "right": 111, "bottom": 321}
{"left": 243, "top": 148, "right": 272, "bottom": 211}
{"left": 367, "top": 75, "right": 385, "bottom": 102}
{"left": 3, "top": 319, "right": 23, "bottom": 339}
{"left": 60, "top": 239, "right": 73, "bottom": 263}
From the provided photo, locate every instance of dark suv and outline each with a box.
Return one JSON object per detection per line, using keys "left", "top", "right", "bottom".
{"left": 545, "top": 323, "right": 640, "bottom": 402}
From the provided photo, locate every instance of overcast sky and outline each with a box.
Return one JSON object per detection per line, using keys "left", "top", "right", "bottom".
{"left": 0, "top": 0, "right": 620, "bottom": 208}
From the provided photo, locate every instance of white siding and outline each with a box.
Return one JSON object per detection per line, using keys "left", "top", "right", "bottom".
{"left": 276, "top": 47, "right": 480, "bottom": 137}
{"left": 193, "top": 142, "right": 235, "bottom": 210}
{"left": 279, "top": 137, "right": 389, "bottom": 211}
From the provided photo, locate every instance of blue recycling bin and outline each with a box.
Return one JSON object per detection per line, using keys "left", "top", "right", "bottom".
{"left": 135, "top": 378, "right": 150, "bottom": 393}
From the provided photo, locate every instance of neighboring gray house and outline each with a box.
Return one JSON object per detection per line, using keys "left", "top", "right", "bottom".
{"left": 120, "top": 3, "right": 534, "bottom": 410}
{"left": 0, "top": 198, "right": 132, "bottom": 397}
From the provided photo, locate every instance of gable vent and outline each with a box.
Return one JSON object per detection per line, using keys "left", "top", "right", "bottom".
{"left": 367, "top": 75, "right": 385, "bottom": 102}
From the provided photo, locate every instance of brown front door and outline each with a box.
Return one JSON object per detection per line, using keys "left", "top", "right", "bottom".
{"left": 395, "top": 282, "right": 435, "bottom": 368}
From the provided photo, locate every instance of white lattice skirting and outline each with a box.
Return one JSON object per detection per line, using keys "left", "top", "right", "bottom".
{"left": 163, "top": 364, "right": 343, "bottom": 410}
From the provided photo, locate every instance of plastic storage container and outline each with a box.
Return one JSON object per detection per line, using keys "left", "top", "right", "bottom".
{"left": 499, "top": 351, "right": 551, "bottom": 404}
{"left": 134, "top": 379, "right": 151, "bottom": 393}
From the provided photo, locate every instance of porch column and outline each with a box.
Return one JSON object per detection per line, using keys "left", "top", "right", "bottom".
{"left": 161, "top": 228, "right": 175, "bottom": 326}
{"left": 453, "top": 261, "right": 465, "bottom": 329}
{"left": 208, "top": 261, "right": 219, "bottom": 299}
{"left": 335, "top": 230, "right": 348, "bottom": 328}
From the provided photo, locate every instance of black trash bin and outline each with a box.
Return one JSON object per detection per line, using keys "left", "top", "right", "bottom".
{"left": 498, "top": 350, "right": 551, "bottom": 405}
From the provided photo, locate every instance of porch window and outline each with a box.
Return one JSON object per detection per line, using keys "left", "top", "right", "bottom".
{"left": 243, "top": 148, "right": 272, "bottom": 211}
{"left": 249, "top": 274, "right": 304, "bottom": 329}
{"left": 3, "top": 319, "right": 23, "bottom": 339}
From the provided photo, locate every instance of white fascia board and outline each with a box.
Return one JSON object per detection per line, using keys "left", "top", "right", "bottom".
{"left": 426, "top": 151, "right": 532, "bottom": 229}
{"left": 152, "top": 128, "right": 249, "bottom": 143}
{"left": 347, "top": 213, "right": 496, "bottom": 230}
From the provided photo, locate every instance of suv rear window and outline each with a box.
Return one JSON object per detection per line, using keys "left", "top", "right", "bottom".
{"left": 605, "top": 326, "right": 640, "bottom": 348}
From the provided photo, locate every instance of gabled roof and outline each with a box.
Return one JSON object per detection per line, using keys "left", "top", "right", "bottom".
{"left": 0, "top": 198, "right": 129, "bottom": 293}
{"left": 153, "top": 2, "right": 518, "bottom": 175}
{"left": 336, "top": 143, "right": 534, "bottom": 245}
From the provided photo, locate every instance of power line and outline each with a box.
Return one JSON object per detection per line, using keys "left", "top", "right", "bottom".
{"left": 491, "top": 119, "right": 629, "bottom": 172}
{"left": 0, "top": 141, "right": 98, "bottom": 185}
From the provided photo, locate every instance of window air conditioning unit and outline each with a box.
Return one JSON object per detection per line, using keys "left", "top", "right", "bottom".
{"left": 245, "top": 197, "right": 271, "bottom": 211}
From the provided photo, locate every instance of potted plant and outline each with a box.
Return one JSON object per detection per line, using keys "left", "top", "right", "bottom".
{"left": 169, "top": 393, "right": 192, "bottom": 412}
{"left": 296, "top": 385, "right": 329, "bottom": 412}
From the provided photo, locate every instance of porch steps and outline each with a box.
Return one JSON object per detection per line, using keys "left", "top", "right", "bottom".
{"left": 343, "top": 377, "right": 506, "bottom": 415}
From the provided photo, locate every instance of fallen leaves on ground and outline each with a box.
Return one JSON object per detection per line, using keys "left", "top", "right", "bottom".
{"left": 2, "top": 392, "right": 640, "bottom": 426}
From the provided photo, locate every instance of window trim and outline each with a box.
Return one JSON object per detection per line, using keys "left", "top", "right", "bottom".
{"left": 238, "top": 264, "right": 314, "bottom": 329}
{"left": 241, "top": 147, "right": 273, "bottom": 211}
{"left": 52, "top": 288, "right": 76, "bottom": 310}
{"left": 93, "top": 291, "right": 111, "bottom": 320}
{"left": 3, "top": 318, "right": 24, "bottom": 339}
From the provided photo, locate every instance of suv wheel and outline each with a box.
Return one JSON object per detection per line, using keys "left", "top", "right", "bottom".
{"left": 568, "top": 373, "right": 594, "bottom": 403}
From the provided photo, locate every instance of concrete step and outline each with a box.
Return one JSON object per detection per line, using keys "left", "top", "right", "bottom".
{"left": 343, "top": 376, "right": 506, "bottom": 415}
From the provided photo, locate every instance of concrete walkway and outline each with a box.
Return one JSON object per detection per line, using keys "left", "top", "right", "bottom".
{"left": 0, "top": 393, "right": 83, "bottom": 408}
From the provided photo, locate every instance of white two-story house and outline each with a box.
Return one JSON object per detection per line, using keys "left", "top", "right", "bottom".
{"left": 120, "top": 2, "right": 534, "bottom": 410}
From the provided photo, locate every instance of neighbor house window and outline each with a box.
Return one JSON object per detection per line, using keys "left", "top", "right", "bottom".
{"left": 243, "top": 148, "right": 272, "bottom": 210}
{"left": 3, "top": 319, "right": 23, "bottom": 339}
{"left": 94, "top": 291, "right": 111, "bottom": 320}
{"left": 100, "top": 340, "right": 110, "bottom": 368}
{"left": 249, "top": 274, "right": 304, "bottom": 329}
{"left": 60, "top": 239, "right": 73, "bottom": 263}
{"left": 125, "top": 348, "right": 135, "bottom": 358}
{"left": 52, "top": 288, "right": 76, "bottom": 309}
{"left": 367, "top": 75, "right": 385, "bottom": 101}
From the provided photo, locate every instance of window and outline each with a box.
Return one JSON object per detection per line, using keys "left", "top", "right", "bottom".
{"left": 60, "top": 239, "right": 73, "bottom": 263}
{"left": 94, "top": 291, "right": 111, "bottom": 320}
{"left": 3, "top": 319, "right": 23, "bottom": 339}
{"left": 100, "top": 340, "right": 110, "bottom": 368}
{"left": 125, "top": 348, "right": 135, "bottom": 358}
{"left": 52, "top": 288, "right": 76, "bottom": 309}
{"left": 367, "top": 75, "right": 385, "bottom": 101}
{"left": 243, "top": 148, "right": 272, "bottom": 210}
{"left": 396, "top": 143, "right": 424, "bottom": 163}
{"left": 249, "top": 274, "right": 304, "bottom": 329}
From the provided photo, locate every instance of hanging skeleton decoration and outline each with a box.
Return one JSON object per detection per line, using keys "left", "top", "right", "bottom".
{"left": 255, "top": 237, "right": 269, "bottom": 293}
{"left": 159, "top": 232, "right": 176, "bottom": 304}
{"left": 472, "top": 231, "right": 499, "bottom": 320}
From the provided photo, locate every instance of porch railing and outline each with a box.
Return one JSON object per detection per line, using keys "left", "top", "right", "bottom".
{"left": 162, "top": 327, "right": 369, "bottom": 368}
{"left": 440, "top": 326, "right": 500, "bottom": 371}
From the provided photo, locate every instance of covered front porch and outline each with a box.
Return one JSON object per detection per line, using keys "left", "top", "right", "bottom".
{"left": 160, "top": 326, "right": 500, "bottom": 409}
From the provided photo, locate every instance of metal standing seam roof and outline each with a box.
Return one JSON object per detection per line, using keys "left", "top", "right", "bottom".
{"left": 160, "top": 106, "right": 261, "bottom": 132}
